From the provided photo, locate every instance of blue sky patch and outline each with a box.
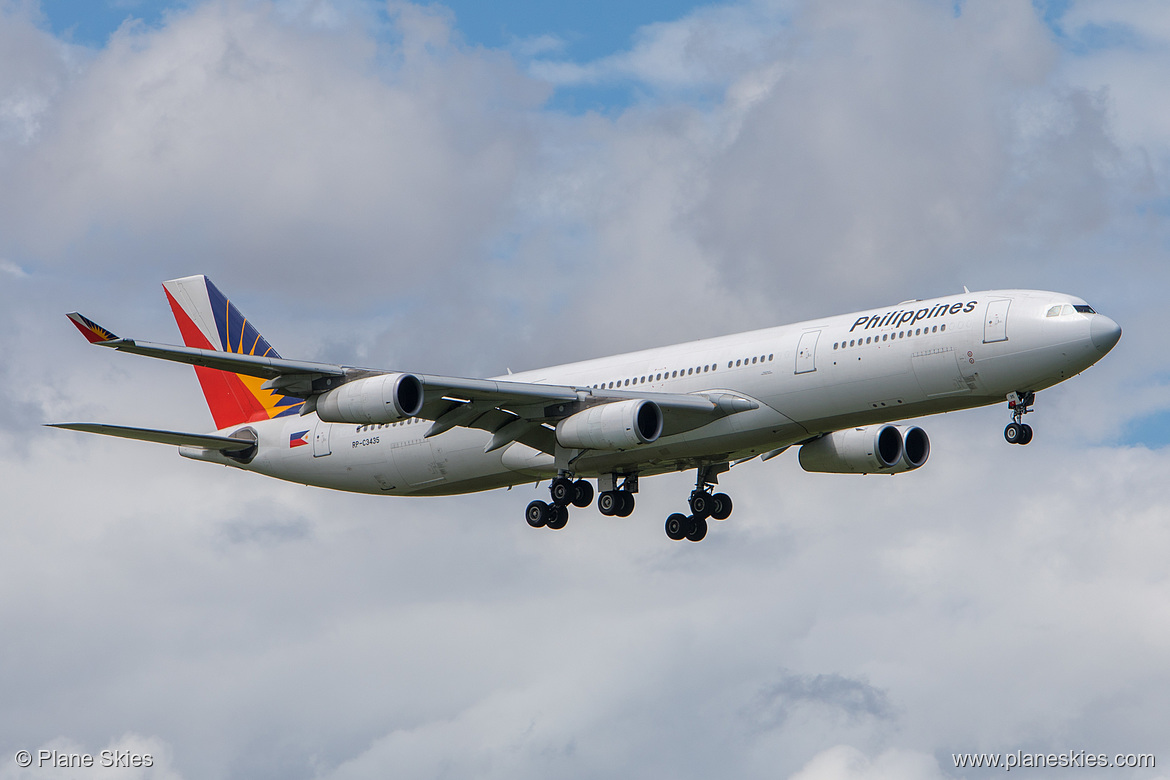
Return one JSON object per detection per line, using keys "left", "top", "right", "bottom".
{"left": 38, "top": 0, "right": 712, "bottom": 113}
{"left": 1123, "top": 408, "right": 1170, "bottom": 449}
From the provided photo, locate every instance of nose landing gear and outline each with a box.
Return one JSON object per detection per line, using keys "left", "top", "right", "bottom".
{"left": 1004, "top": 391, "right": 1035, "bottom": 445}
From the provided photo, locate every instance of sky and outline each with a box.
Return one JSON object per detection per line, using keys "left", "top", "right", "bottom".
{"left": 1, "top": 0, "right": 1168, "bottom": 778}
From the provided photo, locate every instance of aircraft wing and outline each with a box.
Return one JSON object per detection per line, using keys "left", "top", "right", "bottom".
{"left": 68, "top": 312, "right": 346, "bottom": 380}
{"left": 46, "top": 423, "right": 256, "bottom": 451}
{"left": 67, "top": 312, "right": 759, "bottom": 454}
{"left": 409, "top": 376, "right": 758, "bottom": 454}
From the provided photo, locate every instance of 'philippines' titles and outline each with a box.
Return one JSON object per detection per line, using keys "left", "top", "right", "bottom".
{"left": 849, "top": 300, "right": 978, "bottom": 333}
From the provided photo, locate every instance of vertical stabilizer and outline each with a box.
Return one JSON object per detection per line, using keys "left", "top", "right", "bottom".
{"left": 163, "top": 276, "right": 304, "bottom": 429}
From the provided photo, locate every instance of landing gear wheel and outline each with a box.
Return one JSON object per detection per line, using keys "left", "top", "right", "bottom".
{"left": 526, "top": 500, "right": 550, "bottom": 528}
{"left": 571, "top": 479, "right": 594, "bottom": 508}
{"left": 1019, "top": 424, "right": 1033, "bottom": 445}
{"left": 710, "top": 493, "right": 733, "bottom": 521}
{"left": 665, "top": 513, "right": 687, "bottom": 541}
{"left": 550, "top": 477, "right": 575, "bottom": 506}
{"left": 686, "top": 516, "right": 708, "bottom": 542}
{"left": 546, "top": 504, "right": 569, "bottom": 530}
{"left": 689, "top": 491, "right": 712, "bottom": 520}
{"left": 1004, "top": 422, "right": 1023, "bottom": 444}
{"left": 615, "top": 492, "right": 635, "bottom": 517}
{"left": 598, "top": 491, "right": 619, "bottom": 516}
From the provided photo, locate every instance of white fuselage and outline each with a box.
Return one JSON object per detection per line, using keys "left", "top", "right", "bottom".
{"left": 183, "top": 290, "right": 1118, "bottom": 496}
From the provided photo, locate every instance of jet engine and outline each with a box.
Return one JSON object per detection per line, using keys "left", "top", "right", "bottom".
{"left": 555, "top": 399, "right": 663, "bottom": 450}
{"left": 895, "top": 425, "right": 930, "bottom": 470}
{"left": 315, "top": 373, "right": 424, "bottom": 424}
{"left": 798, "top": 423, "right": 930, "bottom": 474}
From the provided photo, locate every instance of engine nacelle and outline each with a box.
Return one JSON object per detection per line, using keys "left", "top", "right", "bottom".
{"left": 798, "top": 423, "right": 924, "bottom": 474}
{"left": 316, "top": 373, "right": 424, "bottom": 424}
{"left": 555, "top": 399, "right": 663, "bottom": 450}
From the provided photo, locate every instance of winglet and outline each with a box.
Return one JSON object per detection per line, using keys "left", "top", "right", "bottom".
{"left": 67, "top": 312, "right": 120, "bottom": 344}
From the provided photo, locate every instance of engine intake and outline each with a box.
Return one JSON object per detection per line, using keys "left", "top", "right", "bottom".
{"left": 316, "top": 373, "right": 424, "bottom": 424}
{"left": 556, "top": 399, "right": 663, "bottom": 450}
{"left": 798, "top": 423, "right": 929, "bottom": 474}
{"left": 897, "top": 425, "right": 930, "bottom": 470}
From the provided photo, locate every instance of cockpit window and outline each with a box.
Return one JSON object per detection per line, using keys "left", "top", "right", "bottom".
{"left": 1048, "top": 303, "right": 1097, "bottom": 316}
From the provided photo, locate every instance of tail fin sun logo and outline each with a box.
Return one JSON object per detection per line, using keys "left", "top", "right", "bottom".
{"left": 163, "top": 275, "right": 305, "bottom": 430}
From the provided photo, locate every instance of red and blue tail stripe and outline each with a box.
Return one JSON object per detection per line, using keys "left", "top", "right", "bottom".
{"left": 163, "top": 276, "right": 304, "bottom": 430}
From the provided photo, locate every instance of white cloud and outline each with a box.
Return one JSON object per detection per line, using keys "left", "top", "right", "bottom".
{"left": 528, "top": 2, "right": 788, "bottom": 90}
{"left": 788, "top": 746, "right": 945, "bottom": 780}
{"left": 1, "top": 1, "right": 1167, "bottom": 778}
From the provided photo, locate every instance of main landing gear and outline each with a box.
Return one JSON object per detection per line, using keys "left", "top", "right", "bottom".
{"left": 1004, "top": 390, "right": 1035, "bottom": 445}
{"left": 525, "top": 474, "right": 595, "bottom": 531}
{"left": 523, "top": 467, "right": 736, "bottom": 543}
{"left": 665, "top": 465, "right": 733, "bottom": 543}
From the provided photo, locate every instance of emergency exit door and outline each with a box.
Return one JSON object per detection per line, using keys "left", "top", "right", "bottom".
{"left": 795, "top": 330, "right": 820, "bottom": 374}
{"left": 983, "top": 299, "right": 1010, "bottom": 343}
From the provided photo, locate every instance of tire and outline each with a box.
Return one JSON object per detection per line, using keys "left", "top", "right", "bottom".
{"left": 598, "top": 491, "right": 618, "bottom": 516}
{"left": 615, "top": 492, "right": 635, "bottom": 517}
{"left": 710, "top": 493, "right": 733, "bottom": 521}
{"left": 571, "top": 479, "right": 594, "bottom": 508}
{"left": 546, "top": 504, "right": 569, "bottom": 530}
{"left": 526, "top": 500, "right": 549, "bottom": 528}
{"left": 1019, "top": 424, "right": 1034, "bottom": 445}
{"left": 665, "top": 513, "right": 687, "bottom": 540}
{"left": 550, "top": 477, "right": 575, "bottom": 506}
{"left": 686, "top": 516, "right": 708, "bottom": 542}
{"left": 1004, "top": 423, "right": 1022, "bottom": 444}
{"left": 689, "top": 491, "right": 711, "bottom": 520}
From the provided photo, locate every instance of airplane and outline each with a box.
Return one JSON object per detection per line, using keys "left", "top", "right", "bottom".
{"left": 51, "top": 276, "right": 1121, "bottom": 542}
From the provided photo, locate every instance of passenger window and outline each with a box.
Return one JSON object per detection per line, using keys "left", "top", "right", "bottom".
{"left": 940, "top": 324, "right": 946, "bottom": 332}
{"left": 769, "top": 354, "right": 774, "bottom": 360}
{"left": 866, "top": 337, "right": 871, "bottom": 344}
{"left": 931, "top": 326, "right": 937, "bottom": 333}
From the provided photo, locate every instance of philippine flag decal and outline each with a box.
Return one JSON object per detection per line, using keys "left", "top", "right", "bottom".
{"left": 289, "top": 430, "right": 310, "bottom": 448}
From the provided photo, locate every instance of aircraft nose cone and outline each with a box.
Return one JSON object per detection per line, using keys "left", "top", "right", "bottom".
{"left": 1090, "top": 315, "right": 1122, "bottom": 355}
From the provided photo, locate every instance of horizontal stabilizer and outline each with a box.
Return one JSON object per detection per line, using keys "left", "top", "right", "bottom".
{"left": 47, "top": 423, "right": 257, "bottom": 451}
